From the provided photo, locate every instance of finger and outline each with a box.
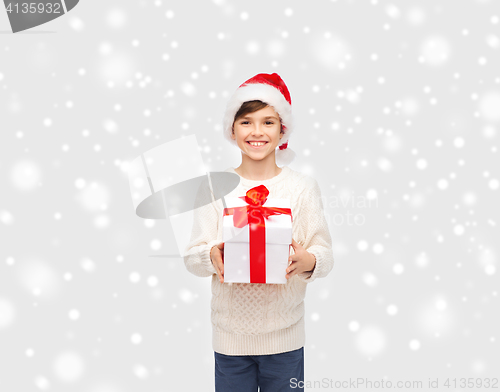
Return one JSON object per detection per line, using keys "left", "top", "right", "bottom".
{"left": 286, "top": 268, "right": 296, "bottom": 279}
{"left": 218, "top": 259, "right": 224, "bottom": 282}
{"left": 212, "top": 256, "right": 223, "bottom": 282}
{"left": 213, "top": 261, "right": 221, "bottom": 278}
{"left": 286, "top": 260, "right": 298, "bottom": 273}
{"left": 286, "top": 263, "right": 300, "bottom": 279}
{"left": 218, "top": 243, "right": 225, "bottom": 261}
{"left": 218, "top": 257, "right": 224, "bottom": 276}
{"left": 215, "top": 267, "right": 222, "bottom": 282}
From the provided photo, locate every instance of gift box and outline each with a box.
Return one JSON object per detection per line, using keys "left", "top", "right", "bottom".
{"left": 222, "top": 185, "right": 293, "bottom": 284}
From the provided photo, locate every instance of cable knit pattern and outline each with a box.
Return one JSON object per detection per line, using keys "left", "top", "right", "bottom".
{"left": 183, "top": 165, "right": 334, "bottom": 355}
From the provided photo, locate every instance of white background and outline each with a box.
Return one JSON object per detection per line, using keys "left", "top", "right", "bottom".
{"left": 1, "top": 0, "right": 499, "bottom": 391}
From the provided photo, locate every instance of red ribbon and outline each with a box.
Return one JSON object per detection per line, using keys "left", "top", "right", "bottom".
{"left": 223, "top": 185, "right": 293, "bottom": 283}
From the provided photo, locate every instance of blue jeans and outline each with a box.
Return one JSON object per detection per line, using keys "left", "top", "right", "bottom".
{"left": 214, "top": 347, "right": 304, "bottom": 392}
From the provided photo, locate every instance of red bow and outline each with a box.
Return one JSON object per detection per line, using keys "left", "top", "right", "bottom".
{"left": 223, "top": 185, "right": 293, "bottom": 283}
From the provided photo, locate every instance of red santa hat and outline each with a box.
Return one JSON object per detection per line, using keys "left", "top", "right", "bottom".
{"left": 223, "top": 72, "right": 296, "bottom": 167}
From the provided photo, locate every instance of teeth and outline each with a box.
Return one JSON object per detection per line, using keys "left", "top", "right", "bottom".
{"left": 248, "top": 142, "right": 266, "bottom": 146}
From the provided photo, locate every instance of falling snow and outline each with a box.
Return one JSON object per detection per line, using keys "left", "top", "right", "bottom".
{"left": 1, "top": 0, "right": 498, "bottom": 390}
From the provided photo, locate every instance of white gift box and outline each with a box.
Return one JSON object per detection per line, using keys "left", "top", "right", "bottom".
{"left": 222, "top": 196, "right": 292, "bottom": 284}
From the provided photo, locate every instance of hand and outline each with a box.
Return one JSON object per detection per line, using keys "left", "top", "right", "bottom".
{"left": 210, "top": 242, "right": 225, "bottom": 283}
{"left": 286, "top": 238, "right": 316, "bottom": 280}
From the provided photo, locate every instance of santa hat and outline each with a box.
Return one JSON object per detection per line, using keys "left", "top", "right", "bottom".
{"left": 223, "top": 73, "right": 296, "bottom": 167}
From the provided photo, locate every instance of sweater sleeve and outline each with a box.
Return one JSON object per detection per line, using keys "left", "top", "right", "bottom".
{"left": 295, "top": 177, "right": 334, "bottom": 283}
{"left": 183, "top": 179, "right": 220, "bottom": 278}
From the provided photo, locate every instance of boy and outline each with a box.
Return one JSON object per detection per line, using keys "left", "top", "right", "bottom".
{"left": 184, "top": 73, "right": 334, "bottom": 391}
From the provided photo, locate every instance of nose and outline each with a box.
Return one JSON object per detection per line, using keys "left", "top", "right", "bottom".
{"left": 250, "top": 124, "right": 265, "bottom": 135}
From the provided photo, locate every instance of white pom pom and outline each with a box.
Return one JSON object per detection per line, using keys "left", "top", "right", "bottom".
{"left": 276, "top": 148, "right": 296, "bottom": 167}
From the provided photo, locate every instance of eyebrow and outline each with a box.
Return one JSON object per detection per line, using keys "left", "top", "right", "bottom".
{"left": 240, "top": 116, "right": 278, "bottom": 120}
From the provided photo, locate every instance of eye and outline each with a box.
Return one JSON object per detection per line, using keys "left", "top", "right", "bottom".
{"left": 241, "top": 121, "right": 249, "bottom": 125}
{"left": 265, "top": 121, "right": 274, "bottom": 125}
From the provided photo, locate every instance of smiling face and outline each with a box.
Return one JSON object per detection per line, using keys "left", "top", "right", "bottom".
{"left": 230, "top": 105, "right": 284, "bottom": 162}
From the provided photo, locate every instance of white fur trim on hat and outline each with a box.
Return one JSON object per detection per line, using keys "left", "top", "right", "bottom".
{"left": 276, "top": 146, "right": 296, "bottom": 166}
{"left": 223, "top": 83, "right": 294, "bottom": 150}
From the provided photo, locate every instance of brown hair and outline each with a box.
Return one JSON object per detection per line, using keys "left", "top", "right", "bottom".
{"left": 232, "top": 100, "right": 284, "bottom": 134}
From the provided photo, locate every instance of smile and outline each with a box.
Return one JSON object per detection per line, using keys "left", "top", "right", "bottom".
{"left": 247, "top": 141, "right": 268, "bottom": 148}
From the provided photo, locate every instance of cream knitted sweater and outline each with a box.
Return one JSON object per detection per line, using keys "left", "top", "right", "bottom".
{"left": 183, "top": 165, "right": 334, "bottom": 356}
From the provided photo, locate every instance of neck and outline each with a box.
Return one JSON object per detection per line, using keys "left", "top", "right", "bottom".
{"left": 235, "top": 153, "right": 282, "bottom": 181}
